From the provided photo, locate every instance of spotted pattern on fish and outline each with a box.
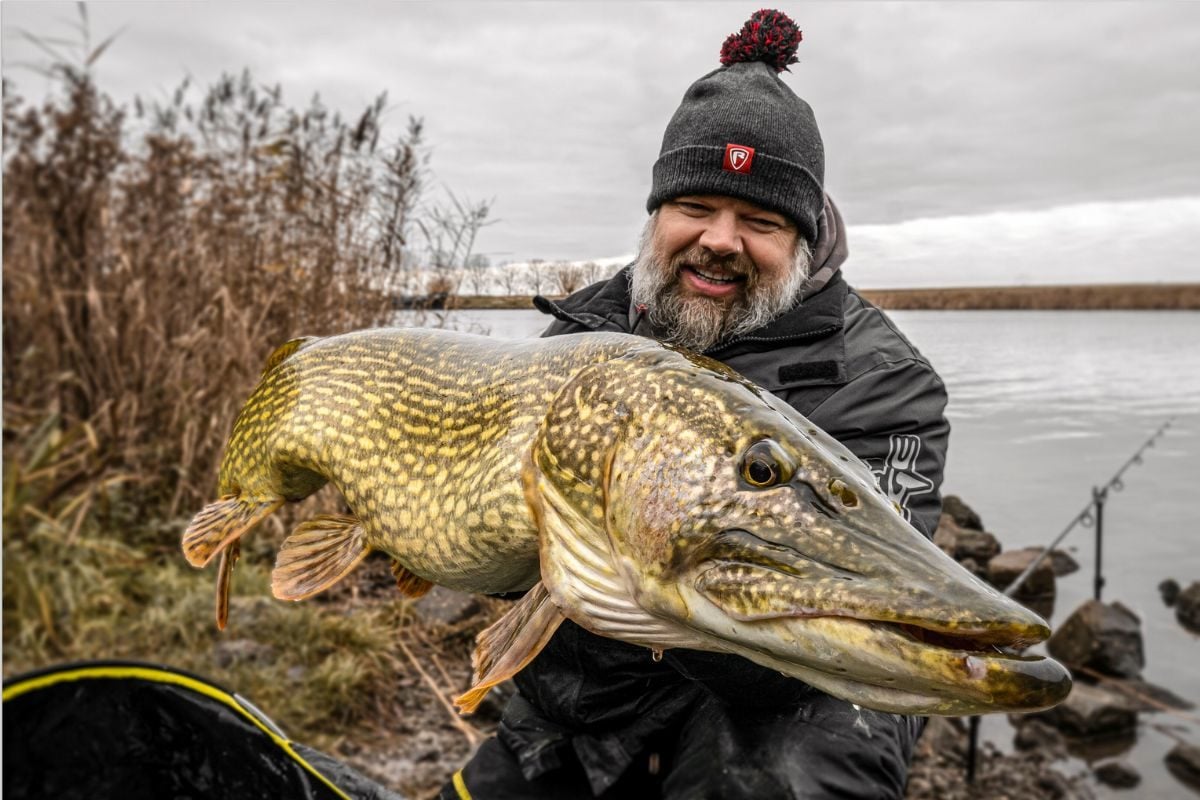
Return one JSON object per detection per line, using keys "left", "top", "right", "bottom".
{"left": 189, "top": 329, "right": 666, "bottom": 593}
{"left": 183, "top": 326, "right": 1072, "bottom": 717}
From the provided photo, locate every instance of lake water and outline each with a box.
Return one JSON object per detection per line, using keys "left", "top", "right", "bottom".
{"left": 405, "top": 307, "right": 1200, "bottom": 795}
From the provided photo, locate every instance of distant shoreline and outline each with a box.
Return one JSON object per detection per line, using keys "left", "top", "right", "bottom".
{"left": 403, "top": 283, "right": 1200, "bottom": 311}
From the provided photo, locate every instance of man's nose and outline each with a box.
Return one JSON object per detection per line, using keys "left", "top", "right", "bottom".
{"left": 697, "top": 211, "right": 741, "bottom": 257}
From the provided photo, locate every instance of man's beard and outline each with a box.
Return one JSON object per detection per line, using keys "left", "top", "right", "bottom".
{"left": 629, "top": 213, "right": 813, "bottom": 352}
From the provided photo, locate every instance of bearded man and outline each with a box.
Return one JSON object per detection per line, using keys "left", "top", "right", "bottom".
{"left": 443, "top": 10, "right": 950, "bottom": 800}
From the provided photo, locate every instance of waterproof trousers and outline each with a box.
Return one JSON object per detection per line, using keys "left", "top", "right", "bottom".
{"left": 440, "top": 689, "right": 924, "bottom": 799}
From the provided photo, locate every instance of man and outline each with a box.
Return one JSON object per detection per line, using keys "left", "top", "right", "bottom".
{"left": 444, "top": 10, "right": 950, "bottom": 799}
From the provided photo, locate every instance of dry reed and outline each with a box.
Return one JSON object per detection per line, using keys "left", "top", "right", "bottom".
{"left": 3, "top": 64, "right": 426, "bottom": 521}
{"left": 3, "top": 49, "right": 500, "bottom": 792}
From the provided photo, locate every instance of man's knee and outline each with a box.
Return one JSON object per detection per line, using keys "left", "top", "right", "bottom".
{"left": 438, "top": 737, "right": 565, "bottom": 800}
{"left": 440, "top": 735, "right": 624, "bottom": 800}
{"left": 662, "top": 692, "right": 922, "bottom": 800}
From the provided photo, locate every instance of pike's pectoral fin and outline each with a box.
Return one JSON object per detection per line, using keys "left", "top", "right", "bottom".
{"left": 215, "top": 541, "right": 240, "bottom": 630}
{"left": 455, "top": 581, "right": 564, "bottom": 714}
{"left": 391, "top": 560, "right": 434, "bottom": 598}
{"left": 272, "top": 514, "right": 371, "bottom": 601}
{"left": 183, "top": 495, "right": 283, "bottom": 567}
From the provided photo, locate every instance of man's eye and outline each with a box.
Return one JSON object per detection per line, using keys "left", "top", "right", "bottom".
{"left": 749, "top": 218, "right": 781, "bottom": 230}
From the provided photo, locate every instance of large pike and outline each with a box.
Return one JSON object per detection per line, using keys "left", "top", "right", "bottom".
{"left": 183, "top": 328, "right": 1070, "bottom": 716}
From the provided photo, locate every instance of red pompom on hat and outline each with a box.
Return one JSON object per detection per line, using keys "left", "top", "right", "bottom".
{"left": 719, "top": 9, "right": 803, "bottom": 73}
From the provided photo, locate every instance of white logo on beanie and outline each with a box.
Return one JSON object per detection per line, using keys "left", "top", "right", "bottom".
{"left": 723, "top": 144, "right": 755, "bottom": 174}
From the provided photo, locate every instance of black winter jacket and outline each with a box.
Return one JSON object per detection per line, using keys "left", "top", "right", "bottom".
{"left": 501, "top": 259, "right": 951, "bottom": 794}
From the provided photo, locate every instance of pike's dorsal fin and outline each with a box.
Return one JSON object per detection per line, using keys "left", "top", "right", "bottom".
{"left": 182, "top": 495, "right": 283, "bottom": 567}
{"left": 261, "top": 336, "right": 315, "bottom": 376}
{"left": 272, "top": 514, "right": 371, "bottom": 601}
{"left": 391, "top": 560, "right": 434, "bottom": 598}
{"left": 454, "top": 582, "right": 564, "bottom": 714}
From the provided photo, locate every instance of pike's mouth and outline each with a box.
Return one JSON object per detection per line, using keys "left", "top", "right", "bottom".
{"left": 691, "top": 560, "right": 1051, "bottom": 658}
{"left": 875, "top": 620, "right": 1032, "bottom": 655}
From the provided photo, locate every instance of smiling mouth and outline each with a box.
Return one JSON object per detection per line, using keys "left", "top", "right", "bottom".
{"left": 684, "top": 264, "right": 746, "bottom": 285}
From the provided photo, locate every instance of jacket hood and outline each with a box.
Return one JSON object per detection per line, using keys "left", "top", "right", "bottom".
{"left": 801, "top": 193, "right": 848, "bottom": 301}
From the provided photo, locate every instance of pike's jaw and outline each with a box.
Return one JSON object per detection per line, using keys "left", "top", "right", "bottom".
{"left": 673, "top": 582, "right": 1072, "bottom": 716}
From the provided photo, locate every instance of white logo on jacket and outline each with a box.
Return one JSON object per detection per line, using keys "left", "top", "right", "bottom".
{"left": 869, "top": 434, "right": 934, "bottom": 522}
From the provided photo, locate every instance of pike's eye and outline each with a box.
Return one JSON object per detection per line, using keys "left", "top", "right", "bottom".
{"left": 740, "top": 440, "right": 791, "bottom": 488}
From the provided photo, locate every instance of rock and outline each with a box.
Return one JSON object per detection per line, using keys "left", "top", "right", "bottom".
{"left": 1047, "top": 548, "right": 1080, "bottom": 577}
{"left": 942, "top": 495, "right": 983, "bottom": 531}
{"left": 1064, "top": 729, "right": 1136, "bottom": 763}
{"left": 1047, "top": 599, "right": 1144, "bottom": 679}
{"left": 932, "top": 517, "right": 957, "bottom": 557}
{"left": 1012, "top": 718, "right": 1065, "bottom": 754}
{"left": 1034, "top": 770, "right": 1072, "bottom": 799}
{"left": 1097, "top": 676, "right": 1195, "bottom": 712}
{"left": 212, "top": 638, "right": 275, "bottom": 668}
{"left": 1167, "top": 742, "right": 1200, "bottom": 791}
{"left": 1094, "top": 760, "right": 1140, "bottom": 788}
{"left": 956, "top": 528, "right": 1002, "bottom": 565}
{"left": 1175, "top": 581, "right": 1200, "bottom": 633}
{"left": 934, "top": 514, "right": 1001, "bottom": 567}
{"left": 1029, "top": 681, "right": 1138, "bottom": 738}
{"left": 988, "top": 548, "right": 1057, "bottom": 596}
{"left": 915, "top": 716, "right": 965, "bottom": 762}
{"left": 1159, "top": 578, "right": 1181, "bottom": 607}
{"left": 987, "top": 548, "right": 1057, "bottom": 618}
{"left": 905, "top": 742, "right": 1094, "bottom": 800}
{"left": 1008, "top": 546, "right": 1080, "bottom": 577}
{"left": 414, "top": 585, "right": 483, "bottom": 626}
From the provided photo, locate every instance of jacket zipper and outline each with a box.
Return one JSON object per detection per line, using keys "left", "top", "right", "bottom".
{"left": 704, "top": 323, "right": 843, "bottom": 356}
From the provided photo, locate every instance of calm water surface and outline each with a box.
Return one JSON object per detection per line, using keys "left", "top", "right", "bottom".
{"left": 408, "top": 308, "right": 1200, "bottom": 795}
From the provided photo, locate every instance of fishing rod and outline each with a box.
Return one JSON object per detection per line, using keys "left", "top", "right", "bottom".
{"left": 965, "top": 416, "right": 1177, "bottom": 784}
{"left": 1002, "top": 416, "right": 1175, "bottom": 601}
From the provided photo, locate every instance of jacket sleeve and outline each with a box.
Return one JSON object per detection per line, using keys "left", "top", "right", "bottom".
{"left": 799, "top": 358, "right": 951, "bottom": 538}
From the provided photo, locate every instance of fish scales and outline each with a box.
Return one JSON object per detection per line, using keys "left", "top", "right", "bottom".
{"left": 208, "top": 329, "right": 642, "bottom": 593}
{"left": 185, "top": 327, "right": 1072, "bottom": 717}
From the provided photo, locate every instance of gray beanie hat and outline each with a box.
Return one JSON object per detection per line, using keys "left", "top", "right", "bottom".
{"left": 647, "top": 10, "right": 825, "bottom": 243}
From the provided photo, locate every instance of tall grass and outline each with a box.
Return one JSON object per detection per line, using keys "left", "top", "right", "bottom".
{"left": 3, "top": 52, "right": 498, "bottom": 793}
{"left": 3, "top": 64, "right": 427, "bottom": 518}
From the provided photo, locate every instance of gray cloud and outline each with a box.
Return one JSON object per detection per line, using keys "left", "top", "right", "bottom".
{"left": 4, "top": 1, "right": 1197, "bottom": 264}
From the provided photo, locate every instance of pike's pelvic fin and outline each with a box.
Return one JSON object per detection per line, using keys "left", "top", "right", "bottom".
{"left": 455, "top": 582, "right": 564, "bottom": 714}
{"left": 182, "top": 495, "right": 283, "bottom": 567}
{"left": 391, "top": 560, "right": 434, "bottom": 598}
{"left": 215, "top": 541, "right": 240, "bottom": 630}
{"left": 272, "top": 514, "right": 371, "bottom": 601}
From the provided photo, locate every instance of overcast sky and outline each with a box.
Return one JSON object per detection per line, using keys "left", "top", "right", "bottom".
{"left": 3, "top": 2, "right": 1198, "bottom": 285}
